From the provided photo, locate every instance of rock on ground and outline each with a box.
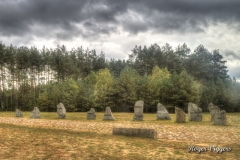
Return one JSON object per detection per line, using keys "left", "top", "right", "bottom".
{"left": 188, "top": 103, "right": 202, "bottom": 121}
{"left": 133, "top": 100, "right": 144, "bottom": 121}
{"left": 175, "top": 107, "right": 186, "bottom": 123}
{"left": 57, "top": 103, "right": 66, "bottom": 119}
{"left": 156, "top": 103, "right": 171, "bottom": 120}
{"left": 30, "top": 107, "right": 40, "bottom": 118}
{"left": 103, "top": 107, "right": 115, "bottom": 120}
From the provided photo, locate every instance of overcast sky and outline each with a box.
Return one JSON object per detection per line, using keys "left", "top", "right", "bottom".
{"left": 0, "top": 0, "right": 240, "bottom": 81}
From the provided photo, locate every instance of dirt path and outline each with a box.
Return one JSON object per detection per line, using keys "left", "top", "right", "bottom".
{"left": 0, "top": 117, "right": 239, "bottom": 144}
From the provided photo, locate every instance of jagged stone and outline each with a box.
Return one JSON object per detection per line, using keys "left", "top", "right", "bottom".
{"left": 16, "top": 109, "right": 23, "bottom": 117}
{"left": 188, "top": 103, "right": 202, "bottom": 121}
{"left": 87, "top": 108, "right": 96, "bottom": 120}
{"left": 57, "top": 103, "right": 66, "bottom": 118}
{"left": 213, "top": 110, "right": 227, "bottom": 125}
{"left": 30, "top": 107, "right": 40, "bottom": 118}
{"left": 175, "top": 107, "right": 186, "bottom": 123}
{"left": 133, "top": 100, "right": 144, "bottom": 121}
{"left": 156, "top": 103, "right": 171, "bottom": 120}
{"left": 208, "top": 103, "right": 220, "bottom": 121}
{"left": 103, "top": 107, "right": 115, "bottom": 120}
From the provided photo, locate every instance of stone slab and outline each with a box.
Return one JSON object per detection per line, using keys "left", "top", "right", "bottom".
{"left": 113, "top": 128, "right": 157, "bottom": 139}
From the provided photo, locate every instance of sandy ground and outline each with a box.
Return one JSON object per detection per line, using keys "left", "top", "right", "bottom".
{"left": 0, "top": 117, "right": 239, "bottom": 145}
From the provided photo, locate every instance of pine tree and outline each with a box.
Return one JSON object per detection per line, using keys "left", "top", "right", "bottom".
{"left": 94, "top": 68, "right": 114, "bottom": 110}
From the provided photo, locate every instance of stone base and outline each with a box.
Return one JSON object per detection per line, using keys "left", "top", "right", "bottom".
{"left": 30, "top": 114, "right": 40, "bottom": 118}
{"left": 103, "top": 115, "right": 115, "bottom": 120}
{"left": 87, "top": 114, "right": 96, "bottom": 120}
{"left": 156, "top": 113, "right": 171, "bottom": 120}
{"left": 113, "top": 128, "right": 157, "bottom": 139}
{"left": 189, "top": 113, "right": 202, "bottom": 121}
{"left": 133, "top": 115, "right": 143, "bottom": 121}
{"left": 16, "top": 114, "right": 23, "bottom": 117}
{"left": 58, "top": 114, "right": 66, "bottom": 119}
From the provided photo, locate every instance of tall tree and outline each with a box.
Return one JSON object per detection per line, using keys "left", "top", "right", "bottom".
{"left": 94, "top": 68, "right": 114, "bottom": 110}
{"left": 161, "top": 70, "right": 201, "bottom": 111}
{"left": 185, "top": 44, "right": 213, "bottom": 82}
{"left": 212, "top": 49, "right": 229, "bottom": 81}
{"left": 115, "top": 66, "right": 141, "bottom": 111}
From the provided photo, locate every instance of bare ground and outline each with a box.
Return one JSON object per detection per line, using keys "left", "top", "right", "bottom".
{"left": 0, "top": 116, "right": 239, "bottom": 145}
{"left": 0, "top": 113, "right": 240, "bottom": 159}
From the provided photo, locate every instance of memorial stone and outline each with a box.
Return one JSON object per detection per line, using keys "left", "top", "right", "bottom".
{"left": 175, "top": 107, "right": 186, "bottom": 123}
{"left": 188, "top": 103, "right": 202, "bottom": 121}
{"left": 133, "top": 100, "right": 144, "bottom": 121}
{"left": 213, "top": 110, "right": 227, "bottom": 125}
{"left": 156, "top": 103, "right": 171, "bottom": 120}
{"left": 57, "top": 102, "right": 66, "bottom": 118}
{"left": 16, "top": 109, "right": 23, "bottom": 117}
{"left": 30, "top": 107, "right": 40, "bottom": 118}
{"left": 87, "top": 108, "right": 96, "bottom": 120}
{"left": 103, "top": 107, "right": 115, "bottom": 120}
{"left": 208, "top": 103, "right": 220, "bottom": 121}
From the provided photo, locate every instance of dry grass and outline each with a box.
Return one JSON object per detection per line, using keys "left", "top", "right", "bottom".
{"left": 0, "top": 112, "right": 239, "bottom": 160}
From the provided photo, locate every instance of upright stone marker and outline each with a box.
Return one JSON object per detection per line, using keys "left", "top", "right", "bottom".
{"left": 156, "top": 103, "right": 171, "bottom": 120}
{"left": 87, "top": 108, "right": 96, "bottom": 120}
{"left": 175, "top": 107, "right": 186, "bottom": 123}
{"left": 208, "top": 103, "right": 220, "bottom": 121}
{"left": 16, "top": 109, "right": 23, "bottom": 117}
{"left": 213, "top": 110, "right": 227, "bottom": 125}
{"left": 188, "top": 103, "right": 202, "bottom": 121}
{"left": 133, "top": 100, "right": 144, "bottom": 121}
{"left": 30, "top": 107, "right": 40, "bottom": 118}
{"left": 103, "top": 107, "right": 115, "bottom": 120}
{"left": 57, "top": 103, "right": 66, "bottom": 118}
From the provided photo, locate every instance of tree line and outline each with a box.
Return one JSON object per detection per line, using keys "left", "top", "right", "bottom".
{"left": 0, "top": 42, "right": 239, "bottom": 112}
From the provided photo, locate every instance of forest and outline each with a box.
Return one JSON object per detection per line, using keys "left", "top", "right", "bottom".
{"left": 0, "top": 42, "right": 239, "bottom": 113}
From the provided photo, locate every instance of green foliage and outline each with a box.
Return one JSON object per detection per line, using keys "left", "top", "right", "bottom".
{"left": 94, "top": 68, "right": 114, "bottom": 110}
{"left": 0, "top": 42, "right": 239, "bottom": 112}
{"left": 38, "top": 83, "right": 59, "bottom": 111}
{"left": 137, "top": 66, "right": 171, "bottom": 112}
{"left": 160, "top": 70, "right": 201, "bottom": 111}
{"left": 59, "top": 79, "right": 79, "bottom": 111}
{"left": 199, "top": 80, "right": 216, "bottom": 111}
{"left": 114, "top": 66, "right": 141, "bottom": 111}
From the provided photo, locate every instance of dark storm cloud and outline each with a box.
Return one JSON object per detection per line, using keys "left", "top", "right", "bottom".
{"left": 123, "top": 0, "right": 240, "bottom": 34}
{"left": 224, "top": 50, "right": 240, "bottom": 61}
{"left": 0, "top": 0, "right": 126, "bottom": 39}
{"left": 0, "top": 0, "right": 240, "bottom": 40}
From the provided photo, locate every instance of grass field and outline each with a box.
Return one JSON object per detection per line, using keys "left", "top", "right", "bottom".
{"left": 0, "top": 112, "right": 239, "bottom": 160}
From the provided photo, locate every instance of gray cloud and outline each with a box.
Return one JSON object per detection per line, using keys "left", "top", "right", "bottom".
{"left": 224, "top": 50, "right": 240, "bottom": 61}
{"left": 1, "top": 0, "right": 240, "bottom": 40}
